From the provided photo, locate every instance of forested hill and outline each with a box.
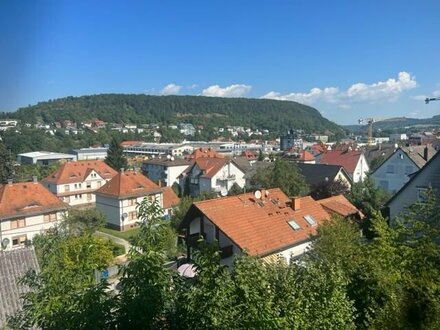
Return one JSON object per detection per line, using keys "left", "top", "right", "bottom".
{"left": 10, "top": 94, "right": 343, "bottom": 135}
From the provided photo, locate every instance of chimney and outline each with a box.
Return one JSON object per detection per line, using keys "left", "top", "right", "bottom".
{"left": 7, "top": 178, "right": 13, "bottom": 185}
{"left": 424, "top": 146, "right": 429, "bottom": 161}
{"left": 32, "top": 176, "right": 38, "bottom": 183}
{"left": 292, "top": 197, "right": 301, "bottom": 211}
{"left": 120, "top": 168, "right": 125, "bottom": 173}
{"left": 158, "top": 180, "right": 162, "bottom": 187}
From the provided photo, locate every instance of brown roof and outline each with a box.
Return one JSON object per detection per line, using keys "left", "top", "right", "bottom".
{"left": 95, "top": 170, "right": 161, "bottom": 198}
{"left": 318, "top": 195, "right": 364, "bottom": 219}
{"left": 0, "top": 182, "right": 69, "bottom": 219}
{"left": 400, "top": 145, "right": 437, "bottom": 168}
{"left": 319, "top": 150, "right": 363, "bottom": 174}
{"left": 43, "top": 160, "right": 117, "bottom": 185}
{"left": 299, "top": 150, "right": 315, "bottom": 161}
{"left": 162, "top": 187, "right": 180, "bottom": 209}
{"left": 195, "top": 157, "right": 228, "bottom": 178}
{"left": 187, "top": 188, "right": 330, "bottom": 257}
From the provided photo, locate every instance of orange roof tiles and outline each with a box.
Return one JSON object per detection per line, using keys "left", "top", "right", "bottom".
{"left": 299, "top": 150, "right": 315, "bottom": 161}
{"left": 318, "top": 195, "right": 364, "bottom": 219}
{"left": 195, "top": 157, "right": 228, "bottom": 178}
{"left": 162, "top": 187, "right": 180, "bottom": 209}
{"left": 190, "top": 188, "right": 331, "bottom": 257}
{"left": 96, "top": 170, "right": 161, "bottom": 198}
{"left": 0, "top": 182, "right": 69, "bottom": 219}
{"left": 43, "top": 160, "right": 117, "bottom": 185}
{"left": 189, "top": 148, "right": 223, "bottom": 160}
{"left": 319, "top": 150, "right": 363, "bottom": 174}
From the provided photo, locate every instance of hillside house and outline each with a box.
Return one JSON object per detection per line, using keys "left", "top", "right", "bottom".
{"left": 42, "top": 160, "right": 118, "bottom": 208}
{"left": 319, "top": 149, "right": 369, "bottom": 183}
{"left": 179, "top": 188, "right": 359, "bottom": 267}
{"left": 142, "top": 157, "right": 193, "bottom": 187}
{"left": 0, "top": 180, "right": 69, "bottom": 250}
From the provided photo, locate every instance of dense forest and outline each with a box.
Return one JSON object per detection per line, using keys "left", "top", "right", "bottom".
{"left": 2, "top": 94, "right": 344, "bottom": 136}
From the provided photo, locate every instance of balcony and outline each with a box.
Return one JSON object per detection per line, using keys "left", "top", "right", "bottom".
{"left": 220, "top": 245, "right": 233, "bottom": 259}
{"left": 218, "top": 174, "right": 236, "bottom": 181}
{"left": 186, "top": 232, "right": 206, "bottom": 248}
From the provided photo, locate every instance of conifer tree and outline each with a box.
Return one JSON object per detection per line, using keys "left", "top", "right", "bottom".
{"left": 105, "top": 137, "right": 127, "bottom": 171}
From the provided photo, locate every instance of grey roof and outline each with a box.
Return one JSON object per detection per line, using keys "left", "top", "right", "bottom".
{"left": 363, "top": 143, "right": 396, "bottom": 165}
{"left": 142, "top": 158, "right": 194, "bottom": 167}
{"left": 400, "top": 145, "right": 436, "bottom": 168}
{"left": 297, "top": 163, "right": 351, "bottom": 187}
{"left": 0, "top": 248, "right": 39, "bottom": 328}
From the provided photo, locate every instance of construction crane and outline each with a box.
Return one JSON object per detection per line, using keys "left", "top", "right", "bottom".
{"left": 358, "top": 118, "right": 374, "bottom": 146}
{"left": 425, "top": 97, "right": 440, "bottom": 104}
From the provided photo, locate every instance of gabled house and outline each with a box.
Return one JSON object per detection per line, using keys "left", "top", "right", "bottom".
{"left": 142, "top": 157, "right": 193, "bottom": 187}
{"left": 297, "top": 163, "right": 352, "bottom": 191}
{"left": 179, "top": 157, "right": 246, "bottom": 197}
{"left": 179, "top": 188, "right": 338, "bottom": 267}
{"left": 0, "top": 180, "right": 69, "bottom": 250}
{"left": 371, "top": 145, "right": 437, "bottom": 194}
{"left": 42, "top": 160, "right": 118, "bottom": 208}
{"left": 319, "top": 149, "right": 369, "bottom": 182}
{"left": 95, "top": 170, "right": 180, "bottom": 231}
{"left": 385, "top": 150, "right": 440, "bottom": 222}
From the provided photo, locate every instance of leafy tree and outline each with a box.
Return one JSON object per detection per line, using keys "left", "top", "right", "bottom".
{"left": 228, "top": 182, "right": 243, "bottom": 196}
{"left": 251, "top": 158, "right": 309, "bottom": 196}
{"left": 63, "top": 208, "right": 107, "bottom": 234}
{"left": 0, "top": 141, "right": 14, "bottom": 183}
{"left": 105, "top": 137, "right": 127, "bottom": 171}
{"left": 369, "top": 154, "right": 386, "bottom": 172}
{"left": 170, "top": 195, "right": 193, "bottom": 229}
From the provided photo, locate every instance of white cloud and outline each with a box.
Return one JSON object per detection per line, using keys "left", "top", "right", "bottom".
{"left": 187, "top": 84, "right": 198, "bottom": 90}
{"left": 202, "top": 84, "right": 251, "bottom": 97}
{"left": 160, "top": 83, "right": 182, "bottom": 95}
{"left": 262, "top": 72, "right": 417, "bottom": 105}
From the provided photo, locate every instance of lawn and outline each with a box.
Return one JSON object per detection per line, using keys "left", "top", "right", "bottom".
{"left": 99, "top": 227, "right": 141, "bottom": 241}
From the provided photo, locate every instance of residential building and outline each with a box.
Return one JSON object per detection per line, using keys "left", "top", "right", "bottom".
{"left": 42, "top": 160, "right": 118, "bottom": 207}
{"left": 297, "top": 163, "right": 352, "bottom": 191}
{"left": 95, "top": 170, "right": 164, "bottom": 231}
{"left": 179, "top": 188, "right": 356, "bottom": 267}
{"left": 71, "top": 147, "right": 108, "bottom": 160}
{"left": 371, "top": 145, "right": 437, "bottom": 194}
{"left": 319, "top": 149, "right": 369, "bottom": 182}
{"left": 318, "top": 195, "right": 364, "bottom": 220}
{"left": 386, "top": 151, "right": 440, "bottom": 221}
{"left": 390, "top": 133, "right": 408, "bottom": 141}
{"left": 162, "top": 186, "right": 181, "bottom": 219}
{"left": 280, "top": 129, "right": 303, "bottom": 151}
{"left": 17, "top": 151, "right": 76, "bottom": 165}
{"left": 142, "top": 157, "right": 193, "bottom": 186}
{"left": 0, "top": 119, "right": 18, "bottom": 131}
{"left": 0, "top": 248, "right": 39, "bottom": 327}
{"left": 0, "top": 180, "right": 69, "bottom": 250}
{"left": 180, "top": 157, "right": 246, "bottom": 197}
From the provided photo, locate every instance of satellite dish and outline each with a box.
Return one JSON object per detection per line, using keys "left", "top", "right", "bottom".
{"left": 2, "top": 238, "right": 10, "bottom": 249}
{"left": 254, "top": 190, "right": 262, "bottom": 199}
{"left": 121, "top": 213, "right": 128, "bottom": 221}
{"left": 167, "top": 154, "right": 171, "bottom": 160}
{"left": 171, "top": 156, "right": 175, "bottom": 161}
{"left": 220, "top": 188, "right": 228, "bottom": 197}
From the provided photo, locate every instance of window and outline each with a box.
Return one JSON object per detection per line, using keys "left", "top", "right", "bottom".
{"left": 86, "top": 182, "right": 91, "bottom": 189}
{"left": 97, "top": 181, "right": 102, "bottom": 188}
{"left": 74, "top": 184, "right": 78, "bottom": 189}
{"left": 127, "top": 198, "right": 137, "bottom": 206}
{"left": 64, "top": 185, "right": 70, "bottom": 192}
{"left": 304, "top": 215, "right": 317, "bottom": 226}
{"left": 128, "top": 211, "right": 137, "bottom": 220}
{"left": 11, "top": 218, "right": 26, "bottom": 229}
{"left": 87, "top": 193, "right": 92, "bottom": 201}
{"left": 288, "top": 219, "right": 301, "bottom": 231}
{"left": 386, "top": 165, "right": 394, "bottom": 173}
{"left": 79, "top": 183, "right": 82, "bottom": 189}
{"left": 64, "top": 196, "right": 70, "bottom": 203}
{"left": 44, "top": 213, "right": 57, "bottom": 222}
{"left": 147, "top": 195, "right": 156, "bottom": 202}
{"left": 12, "top": 235, "right": 27, "bottom": 247}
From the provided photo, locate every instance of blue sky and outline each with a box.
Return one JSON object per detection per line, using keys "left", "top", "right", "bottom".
{"left": 1, "top": 0, "right": 439, "bottom": 125}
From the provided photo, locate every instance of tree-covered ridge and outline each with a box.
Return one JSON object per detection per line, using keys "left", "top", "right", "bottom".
{"left": 10, "top": 94, "right": 344, "bottom": 135}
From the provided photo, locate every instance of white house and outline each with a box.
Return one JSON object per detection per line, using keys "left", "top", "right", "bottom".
{"left": 142, "top": 157, "right": 193, "bottom": 187}
{"left": 179, "top": 188, "right": 335, "bottom": 267}
{"left": 42, "top": 160, "right": 118, "bottom": 208}
{"left": 0, "top": 180, "right": 69, "bottom": 250}
{"left": 319, "top": 149, "right": 369, "bottom": 183}
{"left": 386, "top": 151, "right": 440, "bottom": 222}
{"left": 95, "top": 170, "right": 179, "bottom": 231}
{"left": 371, "top": 146, "right": 437, "bottom": 194}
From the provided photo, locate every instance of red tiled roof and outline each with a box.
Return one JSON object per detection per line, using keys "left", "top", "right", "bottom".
{"left": 319, "top": 150, "right": 363, "bottom": 174}
{"left": 0, "top": 182, "right": 69, "bottom": 219}
{"left": 43, "top": 160, "right": 117, "bottom": 185}
{"left": 162, "top": 187, "right": 180, "bottom": 209}
{"left": 195, "top": 157, "right": 228, "bottom": 178}
{"left": 191, "top": 188, "right": 330, "bottom": 257}
{"left": 242, "top": 150, "right": 257, "bottom": 160}
{"left": 189, "top": 148, "right": 224, "bottom": 160}
{"left": 120, "top": 140, "right": 142, "bottom": 147}
{"left": 318, "top": 195, "right": 364, "bottom": 219}
{"left": 95, "top": 170, "right": 161, "bottom": 198}
{"left": 299, "top": 150, "right": 315, "bottom": 161}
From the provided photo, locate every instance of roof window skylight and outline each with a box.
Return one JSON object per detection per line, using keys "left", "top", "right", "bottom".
{"left": 288, "top": 219, "right": 301, "bottom": 231}
{"left": 304, "top": 215, "right": 317, "bottom": 226}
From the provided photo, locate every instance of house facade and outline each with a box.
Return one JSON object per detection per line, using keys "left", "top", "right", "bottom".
{"left": 0, "top": 180, "right": 69, "bottom": 250}
{"left": 142, "top": 157, "right": 193, "bottom": 187}
{"left": 42, "top": 160, "right": 118, "bottom": 208}
{"left": 371, "top": 146, "right": 436, "bottom": 194}
{"left": 386, "top": 151, "right": 440, "bottom": 222}
{"left": 319, "top": 149, "right": 369, "bottom": 183}
{"left": 179, "top": 188, "right": 346, "bottom": 267}
{"left": 95, "top": 170, "right": 179, "bottom": 231}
